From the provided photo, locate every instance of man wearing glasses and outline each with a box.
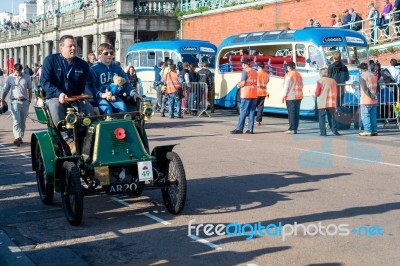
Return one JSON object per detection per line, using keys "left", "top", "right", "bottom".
{"left": 90, "top": 43, "right": 142, "bottom": 114}
{"left": 0, "top": 63, "right": 33, "bottom": 146}
{"left": 40, "top": 35, "right": 95, "bottom": 154}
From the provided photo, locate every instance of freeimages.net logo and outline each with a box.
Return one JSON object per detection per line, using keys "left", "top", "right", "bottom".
{"left": 188, "top": 220, "right": 384, "bottom": 240}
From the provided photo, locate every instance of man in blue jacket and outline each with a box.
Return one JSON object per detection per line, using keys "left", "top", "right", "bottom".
{"left": 90, "top": 42, "right": 142, "bottom": 114}
{"left": 40, "top": 35, "right": 95, "bottom": 154}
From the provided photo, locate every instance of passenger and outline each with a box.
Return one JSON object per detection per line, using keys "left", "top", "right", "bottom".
{"left": 178, "top": 62, "right": 190, "bottom": 114}
{"left": 40, "top": 35, "right": 95, "bottom": 154}
{"left": 0, "top": 63, "right": 33, "bottom": 146}
{"left": 163, "top": 64, "right": 182, "bottom": 119}
{"left": 282, "top": 61, "right": 303, "bottom": 134}
{"left": 90, "top": 43, "right": 141, "bottom": 114}
{"left": 357, "top": 63, "right": 379, "bottom": 136}
{"left": 255, "top": 62, "right": 269, "bottom": 126}
{"left": 230, "top": 58, "right": 258, "bottom": 134}
{"left": 315, "top": 68, "right": 340, "bottom": 136}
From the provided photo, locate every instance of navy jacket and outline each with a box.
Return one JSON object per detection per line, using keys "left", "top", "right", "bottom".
{"left": 40, "top": 54, "right": 94, "bottom": 99}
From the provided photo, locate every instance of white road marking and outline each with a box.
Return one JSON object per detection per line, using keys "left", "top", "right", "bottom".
{"left": 0, "top": 154, "right": 30, "bottom": 158}
{"left": 143, "top": 213, "right": 171, "bottom": 225}
{"left": 296, "top": 148, "right": 400, "bottom": 168}
{"left": 110, "top": 197, "right": 130, "bottom": 207}
{"left": 188, "top": 234, "right": 222, "bottom": 250}
{"left": 1, "top": 171, "right": 35, "bottom": 177}
{"left": 178, "top": 128, "right": 252, "bottom": 142}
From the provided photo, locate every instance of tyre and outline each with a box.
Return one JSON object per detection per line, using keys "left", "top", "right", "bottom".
{"left": 61, "top": 161, "right": 84, "bottom": 226}
{"left": 35, "top": 142, "right": 54, "bottom": 204}
{"left": 161, "top": 152, "right": 186, "bottom": 214}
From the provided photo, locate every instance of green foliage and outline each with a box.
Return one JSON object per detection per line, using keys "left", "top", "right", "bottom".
{"left": 252, "top": 4, "right": 264, "bottom": 10}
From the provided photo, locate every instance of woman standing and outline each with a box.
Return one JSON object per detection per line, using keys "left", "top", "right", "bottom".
{"left": 126, "top": 66, "right": 140, "bottom": 94}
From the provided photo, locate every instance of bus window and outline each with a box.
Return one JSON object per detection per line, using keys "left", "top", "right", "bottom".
{"left": 148, "top": 51, "right": 156, "bottom": 67}
{"left": 164, "top": 51, "right": 170, "bottom": 62}
{"left": 348, "top": 47, "right": 367, "bottom": 66}
{"left": 295, "top": 44, "right": 306, "bottom": 67}
{"left": 308, "top": 45, "right": 324, "bottom": 69}
{"left": 126, "top": 52, "right": 139, "bottom": 67}
{"left": 156, "top": 51, "right": 163, "bottom": 65}
{"left": 181, "top": 54, "right": 199, "bottom": 65}
{"left": 140, "top": 51, "right": 148, "bottom": 66}
{"left": 171, "top": 52, "right": 180, "bottom": 64}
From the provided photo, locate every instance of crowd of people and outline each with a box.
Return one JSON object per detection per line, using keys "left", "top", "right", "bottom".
{"left": 307, "top": 0, "right": 400, "bottom": 40}
{"left": 230, "top": 50, "right": 385, "bottom": 137}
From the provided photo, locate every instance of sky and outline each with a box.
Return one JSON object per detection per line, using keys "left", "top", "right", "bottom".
{"left": 2, "top": 0, "right": 27, "bottom": 14}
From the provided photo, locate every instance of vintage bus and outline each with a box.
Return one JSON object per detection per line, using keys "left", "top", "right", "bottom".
{"left": 215, "top": 27, "right": 369, "bottom": 116}
{"left": 125, "top": 39, "right": 217, "bottom": 100}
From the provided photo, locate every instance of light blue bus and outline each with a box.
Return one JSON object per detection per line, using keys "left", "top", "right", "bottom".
{"left": 125, "top": 40, "right": 217, "bottom": 100}
{"left": 215, "top": 27, "right": 369, "bottom": 116}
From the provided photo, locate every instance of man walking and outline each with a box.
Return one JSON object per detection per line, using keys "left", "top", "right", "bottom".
{"left": 230, "top": 58, "right": 258, "bottom": 134}
{"left": 255, "top": 62, "right": 269, "bottom": 126}
{"left": 282, "top": 61, "right": 303, "bottom": 134}
{"left": 0, "top": 63, "right": 32, "bottom": 146}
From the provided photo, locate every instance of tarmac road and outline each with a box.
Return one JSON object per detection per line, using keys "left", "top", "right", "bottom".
{"left": 0, "top": 105, "right": 399, "bottom": 266}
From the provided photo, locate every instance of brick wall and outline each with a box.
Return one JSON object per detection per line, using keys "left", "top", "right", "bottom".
{"left": 182, "top": 0, "right": 379, "bottom": 46}
{"left": 182, "top": 0, "right": 396, "bottom": 65}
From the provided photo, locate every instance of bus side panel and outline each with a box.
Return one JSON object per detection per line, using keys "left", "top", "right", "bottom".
{"left": 136, "top": 68, "right": 158, "bottom": 100}
{"left": 214, "top": 72, "right": 240, "bottom": 108}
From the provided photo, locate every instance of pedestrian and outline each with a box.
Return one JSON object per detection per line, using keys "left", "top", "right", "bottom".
{"left": 367, "top": 2, "right": 379, "bottom": 42}
{"left": 154, "top": 61, "right": 165, "bottom": 110}
{"left": 328, "top": 51, "right": 349, "bottom": 107}
{"left": 40, "top": 35, "right": 95, "bottom": 154}
{"left": 126, "top": 65, "right": 140, "bottom": 93}
{"left": 163, "top": 64, "right": 183, "bottom": 119}
{"left": 381, "top": 0, "right": 392, "bottom": 35}
{"left": 330, "top": 14, "right": 337, "bottom": 26}
{"left": 315, "top": 68, "right": 340, "bottom": 136}
{"left": 0, "top": 63, "right": 32, "bottom": 146}
{"left": 87, "top": 52, "right": 97, "bottom": 67}
{"left": 255, "top": 62, "right": 269, "bottom": 126}
{"left": 357, "top": 63, "right": 379, "bottom": 136}
{"left": 393, "top": 0, "right": 400, "bottom": 38}
{"left": 230, "top": 58, "right": 258, "bottom": 134}
{"left": 282, "top": 61, "right": 303, "bottom": 134}
{"left": 349, "top": 8, "right": 363, "bottom": 31}
{"left": 90, "top": 43, "right": 141, "bottom": 114}
{"left": 342, "top": 9, "right": 352, "bottom": 29}
{"left": 159, "top": 59, "right": 173, "bottom": 117}
{"left": 177, "top": 61, "right": 190, "bottom": 114}
{"left": 197, "top": 61, "right": 214, "bottom": 113}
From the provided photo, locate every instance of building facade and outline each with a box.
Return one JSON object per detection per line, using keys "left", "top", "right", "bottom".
{"left": 0, "top": 0, "right": 179, "bottom": 71}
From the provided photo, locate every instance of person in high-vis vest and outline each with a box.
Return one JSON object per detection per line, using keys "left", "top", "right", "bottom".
{"left": 230, "top": 58, "right": 258, "bottom": 134}
{"left": 315, "top": 68, "right": 340, "bottom": 136}
{"left": 163, "top": 63, "right": 183, "bottom": 118}
{"left": 255, "top": 62, "right": 270, "bottom": 125}
{"left": 357, "top": 63, "right": 379, "bottom": 136}
{"left": 282, "top": 61, "right": 303, "bottom": 134}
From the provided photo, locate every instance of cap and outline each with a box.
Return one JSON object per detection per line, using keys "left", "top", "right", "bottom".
{"left": 343, "top": 9, "right": 349, "bottom": 13}
{"left": 357, "top": 63, "right": 368, "bottom": 70}
{"left": 241, "top": 58, "right": 251, "bottom": 65}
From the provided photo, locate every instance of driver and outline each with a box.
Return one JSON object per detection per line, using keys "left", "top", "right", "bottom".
{"left": 40, "top": 35, "right": 95, "bottom": 154}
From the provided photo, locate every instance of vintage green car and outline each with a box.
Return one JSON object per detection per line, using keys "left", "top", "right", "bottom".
{"left": 31, "top": 95, "right": 186, "bottom": 226}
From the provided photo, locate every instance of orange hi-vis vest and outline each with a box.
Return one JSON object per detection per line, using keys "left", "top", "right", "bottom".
{"left": 257, "top": 69, "right": 269, "bottom": 97}
{"left": 241, "top": 67, "right": 258, "bottom": 99}
{"left": 164, "top": 71, "right": 181, "bottom": 94}
{"left": 285, "top": 71, "right": 303, "bottom": 100}
{"left": 360, "top": 71, "right": 378, "bottom": 105}
{"left": 317, "top": 77, "right": 337, "bottom": 109}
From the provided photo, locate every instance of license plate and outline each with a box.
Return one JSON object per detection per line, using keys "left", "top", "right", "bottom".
{"left": 138, "top": 161, "right": 153, "bottom": 181}
{"left": 105, "top": 182, "right": 138, "bottom": 195}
